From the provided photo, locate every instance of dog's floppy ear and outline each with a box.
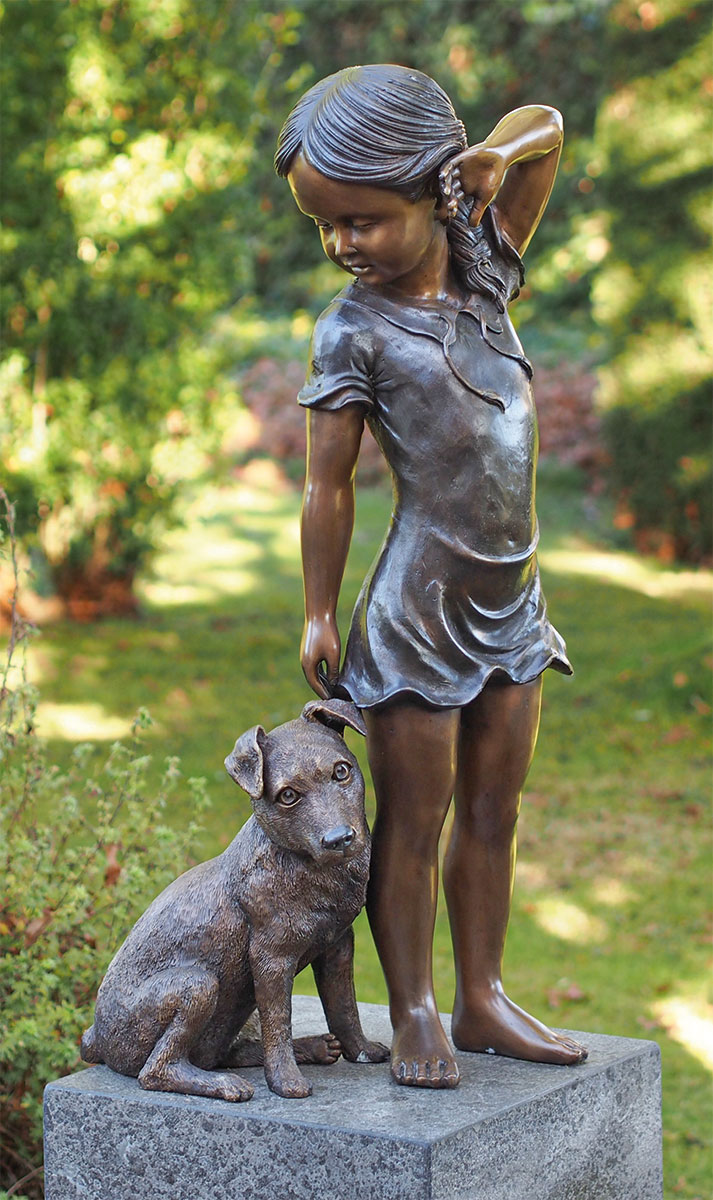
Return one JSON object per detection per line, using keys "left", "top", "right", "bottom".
{"left": 301, "top": 698, "right": 367, "bottom": 737}
{"left": 224, "top": 725, "right": 266, "bottom": 798}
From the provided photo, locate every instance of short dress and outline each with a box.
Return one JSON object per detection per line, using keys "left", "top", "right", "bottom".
{"left": 298, "top": 209, "right": 572, "bottom": 710}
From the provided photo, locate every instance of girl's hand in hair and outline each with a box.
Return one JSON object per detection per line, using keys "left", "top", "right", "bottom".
{"left": 442, "top": 107, "right": 563, "bottom": 255}
{"left": 439, "top": 145, "right": 508, "bottom": 229}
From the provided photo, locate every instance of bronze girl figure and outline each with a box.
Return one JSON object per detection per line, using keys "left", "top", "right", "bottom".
{"left": 276, "top": 64, "right": 587, "bottom": 1088}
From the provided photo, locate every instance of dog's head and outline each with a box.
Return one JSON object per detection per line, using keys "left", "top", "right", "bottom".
{"left": 225, "top": 699, "right": 368, "bottom": 864}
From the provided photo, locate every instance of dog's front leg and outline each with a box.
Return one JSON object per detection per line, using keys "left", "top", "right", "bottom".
{"left": 250, "top": 945, "right": 312, "bottom": 1099}
{"left": 312, "top": 928, "right": 390, "bottom": 1064}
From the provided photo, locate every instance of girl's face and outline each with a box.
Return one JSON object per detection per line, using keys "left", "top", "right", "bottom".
{"left": 288, "top": 154, "right": 447, "bottom": 296}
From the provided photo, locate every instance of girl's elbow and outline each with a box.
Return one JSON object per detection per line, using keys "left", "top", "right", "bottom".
{"left": 546, "top": 106, "right": 564, "bottom": 140}
{"left": 303, "top": 477, "right": 353, "bottom": 517}
{"left": 526, "top": 104, "right": 563, "bottom": 139}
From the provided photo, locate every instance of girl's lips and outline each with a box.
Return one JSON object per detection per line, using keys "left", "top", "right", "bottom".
{"left": 344, "top": 262, "right": 372, "bottom": 275}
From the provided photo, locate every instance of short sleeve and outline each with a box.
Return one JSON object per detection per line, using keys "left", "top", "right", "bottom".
{"left": 483, "top": 207, "right": 525, "bottom": 304}
{"left": 298, "top": 301, "right": 376, "bottom": 414}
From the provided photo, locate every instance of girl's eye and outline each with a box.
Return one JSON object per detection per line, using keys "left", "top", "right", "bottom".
{"left": 333, "top": 762, "right": 351, "bottom": 782}
{"left": 314, "top": 220, "right": 332, "bottom": 232}
{"left": 352, "top": 223, "right": 373, "bottom": 231}
{"left": 278, "top": 787, "right": 300, "bottom": 807}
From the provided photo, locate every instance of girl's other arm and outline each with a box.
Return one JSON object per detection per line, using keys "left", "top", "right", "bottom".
{"left": 301, "top": 404, "right": 364, "bottom": 697}
{"left": 445, "top": 105, "right": 563, "bottom": 256}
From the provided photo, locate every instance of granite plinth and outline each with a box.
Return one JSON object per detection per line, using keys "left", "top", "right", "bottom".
{"left": 44, "top": 995, "right": 662, "bottom": 1200}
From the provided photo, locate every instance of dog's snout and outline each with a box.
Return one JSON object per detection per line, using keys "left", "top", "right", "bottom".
{"left": 321, "top": 825, "right": 356, "bottom": 851}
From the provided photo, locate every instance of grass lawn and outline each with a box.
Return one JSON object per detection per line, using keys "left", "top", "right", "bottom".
{"left": 25, "top": 462, "right": 712, "bottom": 1200}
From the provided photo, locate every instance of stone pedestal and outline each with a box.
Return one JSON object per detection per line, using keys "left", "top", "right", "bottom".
{"left": 44, "top": 995, "right": 662, "bottom": 1200}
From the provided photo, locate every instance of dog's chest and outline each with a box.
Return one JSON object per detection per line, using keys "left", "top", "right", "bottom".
{"left": 244, "top": 853, "right": 367, "bottom": 959}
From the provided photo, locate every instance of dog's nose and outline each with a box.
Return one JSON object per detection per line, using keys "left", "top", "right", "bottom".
{"left": 321, "top": 825, "right": 356, "bottom": 851}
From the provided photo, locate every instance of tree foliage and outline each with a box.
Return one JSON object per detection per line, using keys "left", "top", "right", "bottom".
{"left": 593, "top": 0, "right": 712, "bottom": 561}
{"left": 1, "top": 0, "right": 299, "bottom": 611}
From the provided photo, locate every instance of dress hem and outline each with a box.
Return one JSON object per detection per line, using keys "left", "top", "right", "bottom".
{"left": 338, "top": 653, "right": 573, "bottom": 711}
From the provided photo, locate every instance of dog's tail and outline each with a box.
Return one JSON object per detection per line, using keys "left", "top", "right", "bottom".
{"left": 80, "top": 1024, "right": 103, "bottom": 1064}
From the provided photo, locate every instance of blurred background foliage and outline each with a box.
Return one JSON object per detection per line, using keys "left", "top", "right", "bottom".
{"left": 1, "top": 0, "right": 710, "bottom": 619}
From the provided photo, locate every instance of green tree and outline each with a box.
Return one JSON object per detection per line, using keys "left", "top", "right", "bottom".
{"left": 0, "top": 0, "right": 300, "bottom": 613}
{"left": 593, "top": 0, "right": 712, "bottom": 560}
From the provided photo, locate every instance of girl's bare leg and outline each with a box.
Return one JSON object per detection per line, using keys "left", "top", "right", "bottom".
{"left": 365, "top": 700, "right": 461, "bottom": 1088}
{"left": 444, "top": 676, "right": 587, "bottom": 1064}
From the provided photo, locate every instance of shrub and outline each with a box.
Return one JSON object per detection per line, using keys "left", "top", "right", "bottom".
{"left": 0, "top": 492, "right": 211, "bottom": 1198}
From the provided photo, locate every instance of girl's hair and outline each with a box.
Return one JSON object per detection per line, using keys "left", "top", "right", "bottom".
{"left": 274, "top": 64, "right": 511, "bottom": 310}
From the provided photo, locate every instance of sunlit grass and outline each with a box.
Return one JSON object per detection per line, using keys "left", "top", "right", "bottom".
{"left": 34, "top": 701, "right": 134, "bottom": 742}
{"left": 137, "top": 468, "right": 300, "bottom": 609}
{"left": 539, "top": 544, "right": 712, "bottom": 602}
{"left": 652, "top": 994, "right": 713, "bottom": 1073}
{"left": 527, "top": 897, "right": 609, "bottom": 945}
{"left": 589, "top": 876, "right": 638, "bottom": 907}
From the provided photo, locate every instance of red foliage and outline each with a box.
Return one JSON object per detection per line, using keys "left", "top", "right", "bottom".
{"left": 237, "top": 357, "right": 387, "bottom": 484}
{"left": 533, "top": 361, "right": 601, "bottom": 471}
{"left": 52, "top": 566, "right": 139, "bottom": 623}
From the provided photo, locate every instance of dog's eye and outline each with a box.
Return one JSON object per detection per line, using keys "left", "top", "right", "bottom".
{"left": 333, "top": 762, "right": 351, "bottom": 782}
{"left": 278, "top": 787, "right": 300, "bottom": 807}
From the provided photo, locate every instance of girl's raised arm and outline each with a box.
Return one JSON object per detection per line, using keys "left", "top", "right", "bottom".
{"left": 300, "top": 405, "right": 364, "bottom": 697}
{"left": 443, "top": 105, "right": 563, "bottom": 257}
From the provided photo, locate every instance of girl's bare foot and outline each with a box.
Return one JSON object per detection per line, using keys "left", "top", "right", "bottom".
{"left": 452, "top": 984, "right": 587, "bottom": 1065}
{"left": 391, "top": 1008, "right": 460, "bottom": 1088}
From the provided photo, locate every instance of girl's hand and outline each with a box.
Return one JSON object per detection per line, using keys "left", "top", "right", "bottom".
{"left": 301, "top": 614, "right": 341, "bottom": 698}
{"left": 439, "top": 144, "right": 508, "bottom": 229}
{"left": 441, "top": 107, "right": 563, "bottom": 255}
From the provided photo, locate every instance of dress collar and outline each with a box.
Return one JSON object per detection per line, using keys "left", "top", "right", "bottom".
{"left": 340, "top": 282, "right": 532, "bottom": 412}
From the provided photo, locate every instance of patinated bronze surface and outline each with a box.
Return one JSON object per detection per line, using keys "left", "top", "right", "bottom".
{"left": 81, "top": 698, "right": 389, "bottom": 1101}
{"left": 276, "top": 64, "right": 588, "bottom": 1089}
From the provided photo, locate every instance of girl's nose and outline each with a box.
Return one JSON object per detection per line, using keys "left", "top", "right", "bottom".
{"left": 333, "top": 228, "right": 356, "bottom": 258}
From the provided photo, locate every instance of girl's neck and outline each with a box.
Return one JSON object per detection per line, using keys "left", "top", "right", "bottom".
{"left": 377, "top": 224, "right": 463, "bottom": 304}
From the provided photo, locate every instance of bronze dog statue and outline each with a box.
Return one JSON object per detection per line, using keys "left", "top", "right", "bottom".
{"left": 81, "top": 697, "right": 389, "bottom": 1100}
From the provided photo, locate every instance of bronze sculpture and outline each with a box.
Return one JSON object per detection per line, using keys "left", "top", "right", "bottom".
{"left": 276, "top": 64, "right": 588, "bottom": 1089}
{"left": 81, "top": 698, "right": 389, "bottom": 1101}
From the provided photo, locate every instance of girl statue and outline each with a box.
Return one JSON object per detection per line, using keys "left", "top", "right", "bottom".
{"left": 275, "top": 64, "right": 588, "bottom": 1089}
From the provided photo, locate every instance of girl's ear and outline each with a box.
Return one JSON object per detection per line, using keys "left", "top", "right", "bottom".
{"left": 429, "top": 173, "right": 450, "bottom": 224}
{"left": 434, "top": 193, "right": 450, "bottom": 224}
{"left": 425, "top": 168, "right": 451, "bottom": 225}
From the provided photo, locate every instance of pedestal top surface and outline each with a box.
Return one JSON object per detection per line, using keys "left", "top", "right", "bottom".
{"left": 47, "top": 995, "right": 659, "bottom": 1145}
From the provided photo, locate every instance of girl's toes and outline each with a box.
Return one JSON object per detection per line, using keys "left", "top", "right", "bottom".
{"left": 558, "top": 1035, "right": 588, "bottom": 1061}
{"left": 438, "top": 1058, "right": 460, "bottom": 1088}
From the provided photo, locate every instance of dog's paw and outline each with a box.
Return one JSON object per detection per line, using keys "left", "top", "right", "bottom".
{"left": 346, "top": 1039, "right": 390, "bottom": 1064}
{"left": 215, "top": 1072, "right": 256, "bottom": 1102}
{"left": 266, "top": 1064, "right": 313, "bottom": 1099}
{"left": 293, "top": 1032, "right": 342, "bottom": 1065}
{"left": 139, "top": 1063, "right": 254, "bottom": 1103}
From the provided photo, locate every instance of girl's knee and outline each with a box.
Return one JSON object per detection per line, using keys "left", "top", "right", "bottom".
{"left": 454, "top": 791, "right": 520, "bottom": 844}
{"left": 373, "top": 806, "right": 446, "bottom": 860}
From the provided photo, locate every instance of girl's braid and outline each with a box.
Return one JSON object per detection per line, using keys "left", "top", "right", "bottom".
{"left": 445, "top": 192, "right": 509, "bottom": 313}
